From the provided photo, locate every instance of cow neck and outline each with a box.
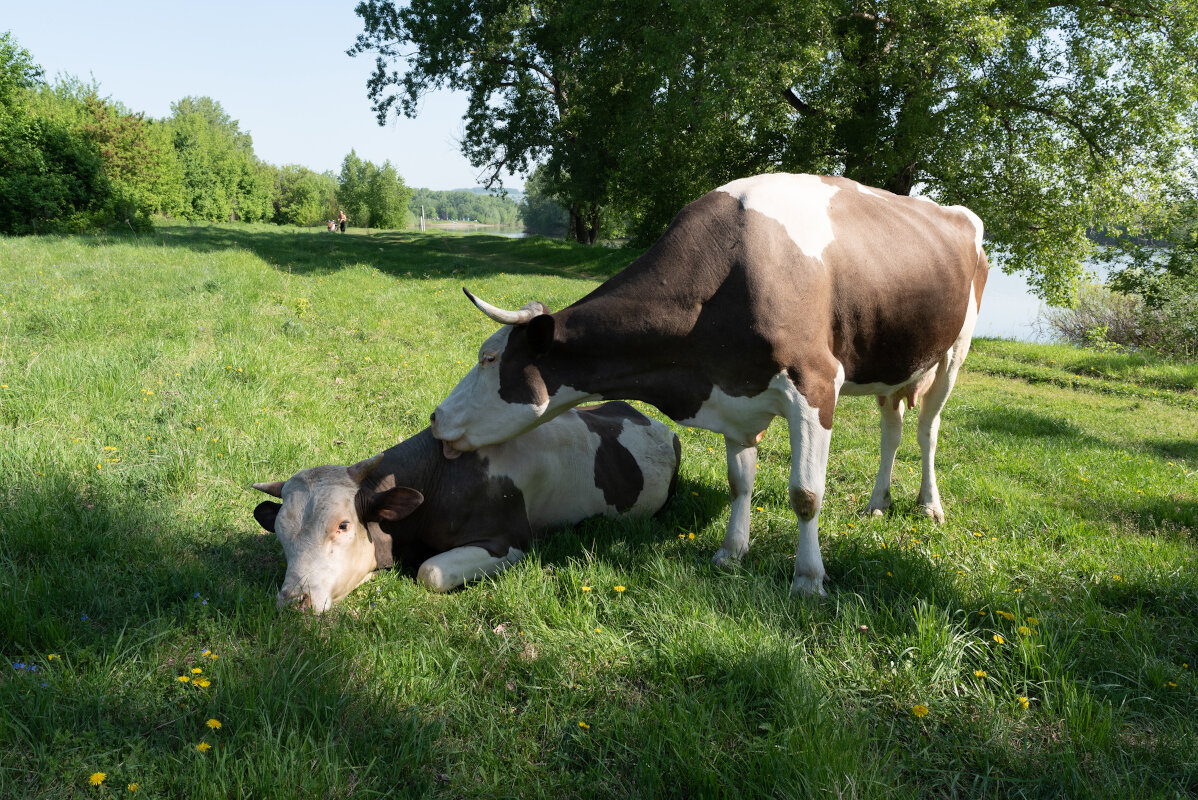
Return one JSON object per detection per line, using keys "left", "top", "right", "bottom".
{"left": 357, "top": 428, "right": 444, "bottom": 511}
{"left": 542, "top": 218, "right": 737, "bottom": 421}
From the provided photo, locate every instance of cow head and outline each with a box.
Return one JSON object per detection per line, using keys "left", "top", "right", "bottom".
{"left": 431, "top": 289, "right": 583, "bottom": 456}
{"left": 251, "top": 454, "right": 423, "bottom": 614}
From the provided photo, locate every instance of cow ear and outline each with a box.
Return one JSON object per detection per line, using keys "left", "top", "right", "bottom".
{"left": 526, "top": 313, "right": 555, "bottom": 358}
{"left": 253, "top": 501, "right": 282, "bottom": 533}
{"left": 369, "top": 487, "right": 424, "bottom": 522}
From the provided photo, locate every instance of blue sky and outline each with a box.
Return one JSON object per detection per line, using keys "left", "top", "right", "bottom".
{"left": 2, "top": 0, "right": 504, "bottom": 191}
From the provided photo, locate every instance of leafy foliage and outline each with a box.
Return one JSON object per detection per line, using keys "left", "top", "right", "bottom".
{"left": 351, "top": 1, "right": 1198, "bottom": 299}
{"left": 271, "top": 165, "right": 338, "bottom": 227}
{"left": 336, "top": 149, "right": 414, "bottom": 229}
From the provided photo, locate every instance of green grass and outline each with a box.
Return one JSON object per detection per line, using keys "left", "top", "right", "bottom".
{"left": 1, "top": 222, "right": 1196, "bottom": 799}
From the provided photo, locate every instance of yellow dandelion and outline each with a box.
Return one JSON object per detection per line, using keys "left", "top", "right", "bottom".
{"left": 1026, "top": 617, "right": 1039, "bottom": 626}
{"left": 993, "top": 634, "right": 1005, "bottom": 644}
{"left": 912, "top": 704, "right": 929, "bottom": 718}
{"left": 206, "top": 719, "right": 221, "bottom": 730}
{"left": 578, "top": 721, "right": 590, "bottom": 729}
{"left": 128, "top": 783, "right": 139, "bottom": 792}
{"left": 594, "top": 627, "right": 602, "bottom": 633}
{"left": 89, "top": 772, "right": 106, "bottom": 786}
{"left": 613, "top": 585, "right": 626, "bottom": 593}
{"left": 191, "top": 667, "right": 202, "bottom": 674}
{"left": 195, "top": 678, "right": 211, "bottom": 688}
{"left": 196, "top": 742, "right": 212, "bottom": 752}
{"left": 688, "top": 532, "right": 695, "bottom": 540}
{"left": 1113, "top": 575, "right": 1123, "bottom": 581}
{"left": 1018, "top": 626, "right": 1032, "bottom": 636}
{"left": 177, "top": 675, "right": 190, "bottom": 683}
{"left": 1017, "top": 695, "right": 1029, "bottom": 710}
{"left": 48, "top": 654, "right": 58, "bottom": 660}
{"left": 581, "top": 586, "right": 591, "bottom": 592}
{"left": 974, "top": 670, "right": 987, "bottom": 678}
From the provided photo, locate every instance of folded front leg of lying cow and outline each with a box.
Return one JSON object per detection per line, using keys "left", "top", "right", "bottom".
{"left": 250, "top": 401, "right": 681, "bottom": 614}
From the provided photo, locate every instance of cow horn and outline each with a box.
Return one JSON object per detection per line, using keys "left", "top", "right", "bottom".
{"left": 347, "top": 453, "right": 384, "bottom": 484}
{"left": 252, "top": 481, "right": 285, "bottom": 498}
{"left": 463, "top": 288, "right": 548, "bottom": 325}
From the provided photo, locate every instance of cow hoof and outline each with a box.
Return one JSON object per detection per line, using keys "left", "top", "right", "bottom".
{"left": 790, "top": 574, "right": 827, "bottom": 597}
{"left": 712, "top": 548, "right": 744, "bottom": 569}
{"left": 917, "top": 504, "right": 945, "bottom": 524}
{"left": 868, "top": 506, "right": 887, "bottom": 517}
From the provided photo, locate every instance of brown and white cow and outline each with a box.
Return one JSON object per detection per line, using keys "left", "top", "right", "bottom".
{"left": 430, "top": 173, "right": 987, "bottom": 596}
{"left": 252, "top": 402, "right": 680, "bottom": 613}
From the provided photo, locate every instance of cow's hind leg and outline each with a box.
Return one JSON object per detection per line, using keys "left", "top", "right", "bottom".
{"left": 868, "top": 397, "right": 905, "bottom": 515}
{"left": 713, "top": 438, "right": 758, "bottom": 566}
{"left": 915, "top": 311, "right": 978, "bottom": 522}
{"left": 417, "top": 546, "right": 524, "bottom": 592}
{"left": 787, "top": 394, "right": 834, "bottom": 597}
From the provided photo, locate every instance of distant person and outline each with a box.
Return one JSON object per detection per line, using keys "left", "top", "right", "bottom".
{"left": 338, "top": 210, "right": 346, "bottom": 233}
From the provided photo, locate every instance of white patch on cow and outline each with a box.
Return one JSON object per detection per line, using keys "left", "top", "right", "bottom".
{"left": 679, "top": 371, "right": 800, "bottom": 446}
{"left": 716, "top": 173, "right": 840, "bottom": 261}
{"left": 616, "top": 420, "right": 678, "bottom": 515}
{"left": 951, "top": 205, "right": 985, "bottom": 256}
{"left": 417, "top": 545, "right": 524, "bottom": 592}
{"left": 852, "top": 183, "right": 888, "bottom": 200}
{"left": 479, "top": 408, "right": 675, "bottom": 526}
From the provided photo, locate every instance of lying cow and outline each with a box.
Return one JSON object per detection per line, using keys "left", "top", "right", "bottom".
{"left": 430, "top": 173, "right": 988, "bottom": 596}
{"left": 251, "top": 401, "right": 680, "bottom": 613}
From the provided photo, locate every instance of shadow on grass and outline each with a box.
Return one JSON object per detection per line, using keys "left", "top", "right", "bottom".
{"left": 0, "top": 473, "right": 439, "bottom": 797}
{"left": 94, "top": 224, "right": 637, "bottom": 283}
{"left": 967, "top": 406, "right": 1088, "bottom": 440}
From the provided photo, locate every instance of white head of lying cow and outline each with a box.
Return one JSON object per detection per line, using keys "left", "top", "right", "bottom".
{"left": 254, "top": 402, "right": 681, "bottom": 613}
{"left": 252, "top": 455, "right": 422, "bottom": 614}
{"left": 432, "top": 173, "right": 988, "bottom": 596}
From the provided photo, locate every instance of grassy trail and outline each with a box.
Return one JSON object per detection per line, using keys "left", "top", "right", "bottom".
{"left": 1, "top": 224, "right": 1195, "bottom": 798}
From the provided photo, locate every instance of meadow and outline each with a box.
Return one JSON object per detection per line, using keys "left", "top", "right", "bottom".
{"left": 1, "top": 222, "right": 1195, "bottom": 799}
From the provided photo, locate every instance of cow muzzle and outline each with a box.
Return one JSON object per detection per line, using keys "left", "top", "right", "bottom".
{"left": 277, "top": 589, "right": 317, "bottom": 614}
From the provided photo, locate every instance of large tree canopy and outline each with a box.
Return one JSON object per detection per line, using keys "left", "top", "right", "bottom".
{"left": 351, "top": 0, "right": 1198, "bottom": 301}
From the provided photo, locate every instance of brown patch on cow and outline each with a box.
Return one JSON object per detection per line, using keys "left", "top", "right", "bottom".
{"left": 790, "top": 488, "right": 819, "bottom": 521}
{"left": 578, "top": 402, "right": 645, "bottom": 512}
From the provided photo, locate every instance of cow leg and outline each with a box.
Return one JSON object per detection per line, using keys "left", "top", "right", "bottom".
{"left": 868, "top": 398, "right": 905, "bottom": 515}
{"left": 713, "top": 438, "right": 758, "bottom": 566}
{"left": 787, "top": 395, "right": 834, "bottom": 597}
{"left": 416, "top": 546, "right": 524, "bottom": 592}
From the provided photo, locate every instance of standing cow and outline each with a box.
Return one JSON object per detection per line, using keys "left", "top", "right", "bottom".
{"left": 252, "top": 402, "right": 680, "bottom": 613}
{"left": 430, "top": 173, "right": 987, "bottom": 596}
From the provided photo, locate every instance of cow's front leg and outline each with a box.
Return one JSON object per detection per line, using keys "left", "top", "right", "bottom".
{"left": 713, "top": 437, "right": 758, "bottom": 566}
{"left": 417, "top": 546, "right": 524, "bottom": 592}
{"left": 868, "top": 397, "right": 905, "bottom": 515}
{"left": 787, "top": 395, "right": 834, "bottom": 597}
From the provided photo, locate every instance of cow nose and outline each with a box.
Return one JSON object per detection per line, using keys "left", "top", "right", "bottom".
{"left": 277, "top": 590, "right": 312, "bottom": 612}
{"left": 429, "top": 411, "right": 436, "bottom": 424}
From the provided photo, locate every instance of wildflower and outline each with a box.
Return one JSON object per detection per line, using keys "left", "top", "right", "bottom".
{"left": 1017, "top": 696, "right": 1029, "bottom": 710}
{"left": 191, "top": 667, "right": 202, "bottom": 674}
{"left": 195, "top": 678, "right": 211, "bottom": 688}
{"left": 578, "top": 721, "right": 590, "bottom": 729}
{"left": 581, "top": 586, "right": 591, "bottom": 592}
{"left": 974, "top": 670, "right": 987, "bottom": 678}
{"left": 1167, "top": 681, "right": 1178, "bottom": 688}
{"left": 128, "top": 783, "right": 139, "bottom": 792}
{"left": 89, "top": 772, "right": 106, "bottom": 786}
{"left": 48, "top": 654, "right": 58, "bottom": 660}
{"left": 613, "top": 585, "right": 626, "bottom": 593}
{"left": 911, "top": 704, "right": 929, "bottom": 718}
{"left": 196, "top": 742, "right": 212, "bottom": 752}
{"left": 177, "top": 676, "right": 190, "bottom": 683}
{"left": 206, "top": 719, "right": 221, "bottom": 730}
{"left": 687, "top": 532, "right": 694, "bottom": 540}
{"left": 1112, "top": 575, "right": 1123, "bottom": 582}
{"left": 997, "top": 610, "right": 1015, "bottom": 621}
{"left": 594, "top": 628, "right": 602, "bottom": 633}
{"left": 1026, "top": 617, "right": 1039, "bottom": 626}
{"left": 993, "top": 634, "right": 1005, "bottom": 644}
{"left": 201, "top": 649, "right": 211, "bottom": 657}
{"left": 1018, "top": 626, "right": 1032, "bottom": 636}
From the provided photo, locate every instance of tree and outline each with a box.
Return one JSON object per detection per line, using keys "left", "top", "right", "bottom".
{"left": 273, "top": 164, "right": 338, "bottom": 226}
{"left": 336, "top": 150, "right": 413, "bottom": 229}
{"left": 0, "top": 30, "right": 43, "bottom": 111}
{"left": 351, "top": 0, "right": 1198, "bottom": 300}
{"left": 519, "top": 166, "right": 568, "bottom": 235}
{"left": 349, "top": 0, "right": 615, "bottom": 242}
{"left": 167, "top": 96, "right": 270, "bottom": 222}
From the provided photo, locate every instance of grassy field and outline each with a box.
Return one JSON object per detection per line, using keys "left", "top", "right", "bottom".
{"left": 1, "top": 222, "right": 1195, "bottom": 799}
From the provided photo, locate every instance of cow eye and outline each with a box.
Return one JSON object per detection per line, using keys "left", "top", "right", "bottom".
{"left": 337, "top": 521, "right": 351, "bottom": 533}
{"left": 480, "top": 353, "right": 497, "bottom": 365}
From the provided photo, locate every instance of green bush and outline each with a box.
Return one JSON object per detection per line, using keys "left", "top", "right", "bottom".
{"left": 1041, "top": 279, "right": 1197, "bottom": 360}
